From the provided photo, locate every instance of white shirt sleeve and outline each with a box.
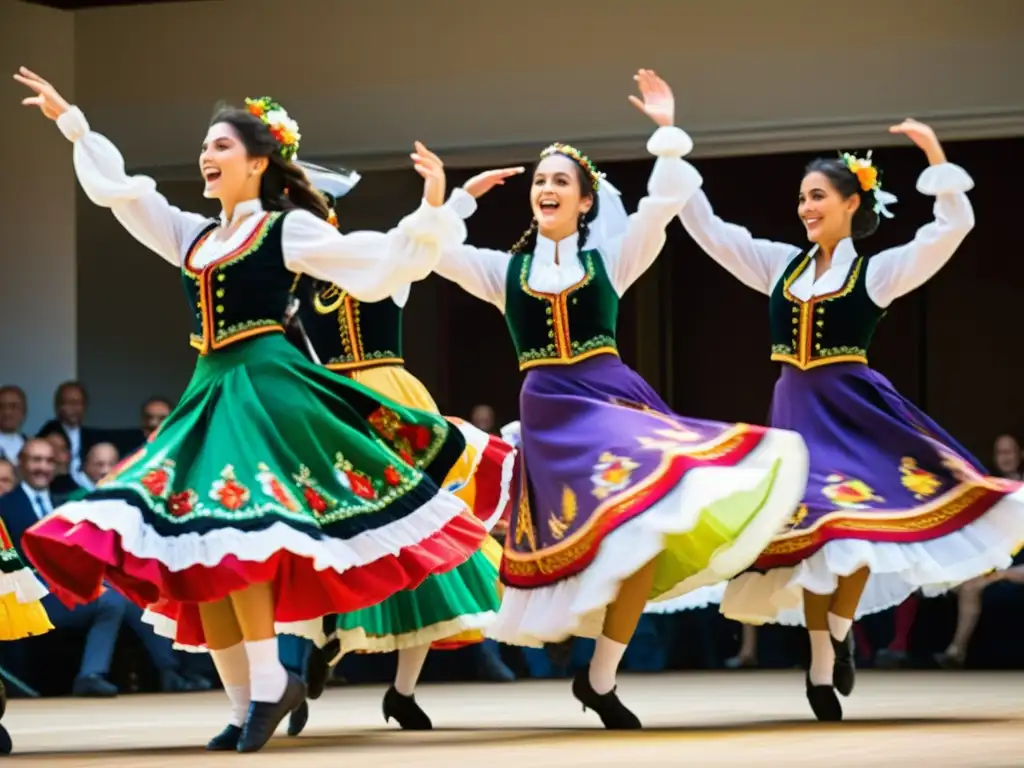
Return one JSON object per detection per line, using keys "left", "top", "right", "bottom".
{"left": 865, "top": 163, "right": 975, "bottom": 307}
{"left": 56, "top": 106, "right": 210, "bottom": 266}
{"left": 283, "top": 202, "right": 468, "bottom": 304}
{"left": 603, "top": 126, "right": 704, "bottom": 294}
{"left": 677, "top": 185, "right": 801, "bottom": 295}
{"left": 432, "top": 187, "right": 512, "bottom": 311}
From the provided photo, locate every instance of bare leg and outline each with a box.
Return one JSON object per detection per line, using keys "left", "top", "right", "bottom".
{"left": 939, "top": 577, "right": 987, "bottom": 666}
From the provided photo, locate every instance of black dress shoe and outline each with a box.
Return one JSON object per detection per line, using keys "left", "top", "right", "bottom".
{"left": 571, "top": 666, "right": 641, "bottom": 730}
{"left": 0, "top": 722, "right": 10, "bottom": 755}
{"left": 832, "top": 632, "right": 855, "bottom": 696}
{"left": 805, "top": 674, "right": 842, "bottom": 721}
{"left": 206, "top": 724, "right": 241, "bottom": 751}
{"left": 306, "top": 640, "right": 336, "bottom": 701}
{"left": 382, "top": 686, "right": 432, "bottom": 730}
{"left": 287, "top": 700, "right": 309, "bottom": 737}
{"left": 237, "top": 673, "right": 306, "bottom": 753}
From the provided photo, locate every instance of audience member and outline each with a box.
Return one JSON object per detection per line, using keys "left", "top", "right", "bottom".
{"left": 43, "top": 431, "right": 83, "bottom": 502}
{"left": 0, "top": 459, "right": 15, "bottom": 496}
{"left": 79, "top": 442, "right": 119, "bottom": 491}
{"left": 0, "top": 386, "right": 28, "bottom": 464}
{"left": 36, "top": 381, "right": 101, "bottom": 477}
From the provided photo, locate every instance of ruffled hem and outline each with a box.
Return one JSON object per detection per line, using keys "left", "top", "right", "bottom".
{"left": 487, "top": 429, "right": 809, "bottom": 646}
{"left": 447, "top": 419, "right": 516, "bottom": 531}
{"left": 0, "top": 576, "right": 53, "bottom": 641}
{"left": 721, "top": 485, "right": 1024, "bottom": 626}
{"left": 0, "top": 567, "right": 48, "bottom": 605}
{"left": 23, "top": 491, "right": 487, "bottom": 647}
{"left": 642, "top": 582, "right": 727, "bottom": 614}
{"left": 327, "top": 611, "right": 496, "bottom": 656}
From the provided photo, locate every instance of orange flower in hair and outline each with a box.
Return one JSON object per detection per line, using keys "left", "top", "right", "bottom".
{"left": 327, "top": 209, "right": 338, "bottom": 228}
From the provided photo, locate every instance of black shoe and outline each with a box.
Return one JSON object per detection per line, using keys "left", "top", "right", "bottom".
{"left": 832, "top": 632, "right": 855, "bottom": 696}
{"left": 545, "top": 638, "right": 574, "bottom": 668}
{"left": 571, "top": 666, "right": 641, "bottom": 730}
{"left": 805, "top": 674, "right": 842, "bottom": 721}
{"left": 72, "top": 675, "right": 118, "bottom": 697}
{"left": 382, "top": 686, "right": 432, "bottom": 730}
{"left": 206, "top": 724, "right": 241, "bottom": 751}
{"left": 306, "top": 640, "right": 336, "bottom": 700}
{"left": 287, "top": 700, "right": 309, "bottom": 737}
{"left": 0, "top": 723, "right": 10, "bottom": 755}
{"left": 236, "top": 673, "right": 306, "bottom": 753}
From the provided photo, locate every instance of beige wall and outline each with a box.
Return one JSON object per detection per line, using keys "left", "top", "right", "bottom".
{"left": 1, "top": 1, "right": 77, "bottom": 432}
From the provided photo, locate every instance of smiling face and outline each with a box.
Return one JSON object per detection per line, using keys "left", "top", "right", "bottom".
{"left": 199, "top": 121, "right": 267, "bottom": 206}
{"left": 530, "top": 154, "right": 593, "bottom": 242}
{"left": 798, "top": 170, "right": 860, "bottom": 246}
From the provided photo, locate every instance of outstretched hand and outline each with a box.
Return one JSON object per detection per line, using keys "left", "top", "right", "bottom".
{"left": 411, "top": 141, "right": 447, "bottom": 207}
{"left": 463, "top": 167, "right": 525, "bottom": 199}
{"left": 889, "top": 118, "right": 945, "bottom": 165}
{"left": 13, "top": 67, "right": 70, "bottom": 121}
{"left": 627, "top": 69, "right": 674, "bottom": 128}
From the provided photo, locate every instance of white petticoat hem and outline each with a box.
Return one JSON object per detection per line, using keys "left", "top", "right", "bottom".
{"left": 486, "top": 429, "right": 809, "bottom": 646}
{"left": 0, "top": 568, "right": 48, "bottom": 604}
{"left": 721, "top": 484, "right": 1024, "bottom": 626}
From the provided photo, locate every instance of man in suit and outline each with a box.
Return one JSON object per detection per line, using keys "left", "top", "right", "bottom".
{"left": 36, "top": 381, "right": 102, "bottom": 479}
{"left": 0, "top": 386, "right": 28, "bottom": 464}
{"left": 1, "top": 438, "right": 125, "bottom": 696}
{"left": 0, "top": 460, "right": 15, "bottom": 497}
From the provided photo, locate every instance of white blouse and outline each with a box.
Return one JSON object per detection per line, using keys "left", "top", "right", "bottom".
{"left": 676, "top": 162, "right": 976, "bottom": 307}
{"left": 433, "top": 125, "right": 703, "bottom": 312}
{"left": 56, "top": 107, "right": 467, "bottom": 304}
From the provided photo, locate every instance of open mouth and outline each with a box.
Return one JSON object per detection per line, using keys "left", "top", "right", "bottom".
{"left": 203, "top": 168, "right": 222, "bottom": 183}
{"left": 539, "top": 200, "right": 560, "bottom": 213}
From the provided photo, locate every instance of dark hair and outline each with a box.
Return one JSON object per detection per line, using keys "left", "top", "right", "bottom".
{"left": 54, "top": 380, "right": 87, "bottom": 408}
{"left": 0, "top": 385, "right": 26, "bottom": 406}
{"left": 803, "top": 157, "right": 879, "bottom": 240}
{"left": 209, "top": 104, "right": 330, "bottom": 221}
{"left": 141, "top": 396, "right": 172, "bottom": 413}
{"left": 510, "top": 151, "right": 600, "bottom": 254}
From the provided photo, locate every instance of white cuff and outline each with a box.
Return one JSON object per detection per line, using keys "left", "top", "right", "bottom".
{"left": 647, "top": 125, "right": 694, "bottom": 158}
{"left": 447, "top": 187, "right": 479, "bottom": 220}
{"left": 397, "top": 197, "right": 468, "bottom": 249}
{"left": 57, "top": 106, "right": 89, "bottom": 143}
{"left": 917, "top": 162, "right": 974, "bottom": 195}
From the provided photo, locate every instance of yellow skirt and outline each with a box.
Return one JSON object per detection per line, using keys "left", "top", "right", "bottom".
{"left": 350, "top": 365, "right": 508, "bottom": 647}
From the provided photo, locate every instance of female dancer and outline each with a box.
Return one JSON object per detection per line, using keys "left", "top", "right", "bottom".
{"left": 0, "top": 519, "right": 53, "bottom": 754}
{"left": 430, "top": 70, "right": 810, "bottom": 728}
{"left": 284, "top": 188, "right": 514, "bottom": 731}
{"left": 674, "top": 117, "right": 1024, "bottom": 719}
{"left": 13, "top": 67, "right": 487, "bottom": 752}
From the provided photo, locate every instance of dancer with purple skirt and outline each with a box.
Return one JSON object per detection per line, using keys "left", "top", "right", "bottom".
{"left": 674, "top": 117, "right": 1024, "bottom": 720}
{"left": 431, "top": 70, "right": 811, "bottom": 728}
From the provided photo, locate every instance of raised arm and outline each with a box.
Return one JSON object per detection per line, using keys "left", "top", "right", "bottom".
{"left": 16, "top": 68, "right": 208, "bottom": 265}
{"left": 283, "top": 199, "right": 468, "bottom": 304}
{"left": 431, "top": 187, "right": 512, "bottom": 311}
{"left": 865, "top": 120, "right": 975, "bottom": 307}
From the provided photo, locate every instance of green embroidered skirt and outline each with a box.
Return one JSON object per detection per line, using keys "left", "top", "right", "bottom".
{"left": 20, "top": 334, "right": 487, "bottom": 648}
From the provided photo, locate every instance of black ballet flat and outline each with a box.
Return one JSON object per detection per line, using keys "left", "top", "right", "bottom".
{"left": 0, "top": 722, "right": 10, "bottom": 756}
{"left": 805, "top": 674, "right": 843, "bottom": 721}
{"left": 306, "top": 639, "right": 337, "bottom": 700}
{"left": 287, "top": 699, "right": 309, "bottom": 737}
{"left": 237, "top": 673, "right": 306, "bottom": 753}
{"left": 206, "top": 724, "right": 241, "bottom": 751}
{"left": 571, "top": 666, "right": 641, "bottom": 730}
{"left": 382, "top": 685, "right": 432, "bottom": 730}
{"left": 832, "top": 632, "right": 855, "bottom": 696}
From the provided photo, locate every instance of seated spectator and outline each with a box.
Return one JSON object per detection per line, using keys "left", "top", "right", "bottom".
{"left": 140, "top": 397, "right": 171, "bottom": 443}
{"left": 77, "top": 443, "right": 119, "bottom": 492}
{"left": 36, "top": 381, "right": 103, "bottom": 478}
{"left": 929, "top": 434, "right": 1024, "bottom": 668}
{"left": 0, "top": 386, "right": 28, "bottom": 464}
{"left": 1, "top": 439, "right": 201, "bottom": 695}
{"left": 0, "top": 459, "right": 15, "bottom": 496}
{"left": 42, "top": 432, "right": 82, "bottom": 503}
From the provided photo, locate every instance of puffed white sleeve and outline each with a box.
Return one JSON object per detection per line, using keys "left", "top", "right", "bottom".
{"left": 677, "top": 185, "right": 801, "bottom": 296}
{"left": 56, "top": 106, "right": 210, "bottom": 266}
{"left": 430, "top": 187, "right": 512, "bottom": 312}
{"left": 604, "top": 126, "right": 704, "bottom": 294}
{"left": 865, "top": 163, "right": 975, "bottom": 307}
{"left": 282, "top": 199, "right": 468, "bottom": 303}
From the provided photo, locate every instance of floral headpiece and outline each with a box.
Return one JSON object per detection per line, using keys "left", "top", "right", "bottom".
{"left": 541, "top": 143, "right": 604, "bottom": 190}
{"left": 840, "top": 150, "right": 897, "bottom": 219}
{"left": 245, "top": 96, "right": 301, "bottom": 161}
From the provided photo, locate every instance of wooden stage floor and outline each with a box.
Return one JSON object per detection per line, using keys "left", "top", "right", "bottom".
{"left": 4, "top": 671, "right": 1021, "bottom": 765}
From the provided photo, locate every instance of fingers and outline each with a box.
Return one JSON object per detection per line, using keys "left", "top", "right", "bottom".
{"left": 21, "top": 96, "right": 44, "bottom": 107}
{"left": 19, "top": 66, "right": 49, "bottom": 85}
{"left": 13, "top": 73, "right": 45, "bottom": 93}
{"left": 627, "top": 94, "right": 647, "bottom": 114}
{"left": 413, "top": 141, "right": 443, "bottom": 167}
{"left": 494, "top": 166, "right": 525, "bottom": 178}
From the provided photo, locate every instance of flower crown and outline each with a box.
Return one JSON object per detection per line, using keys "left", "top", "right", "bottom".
{"left": 839, "top": 150, "right": 896, "bottom": 218}
{"left": 540, "top": 143, "right": 604, "bottom": 190}
{"left": 245, "top": 96, "right": 301, "bottom": 161}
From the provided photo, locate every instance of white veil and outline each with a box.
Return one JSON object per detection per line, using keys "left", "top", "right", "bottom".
{"left": 583, "top": 176, "right": 630, "bottom": 254}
